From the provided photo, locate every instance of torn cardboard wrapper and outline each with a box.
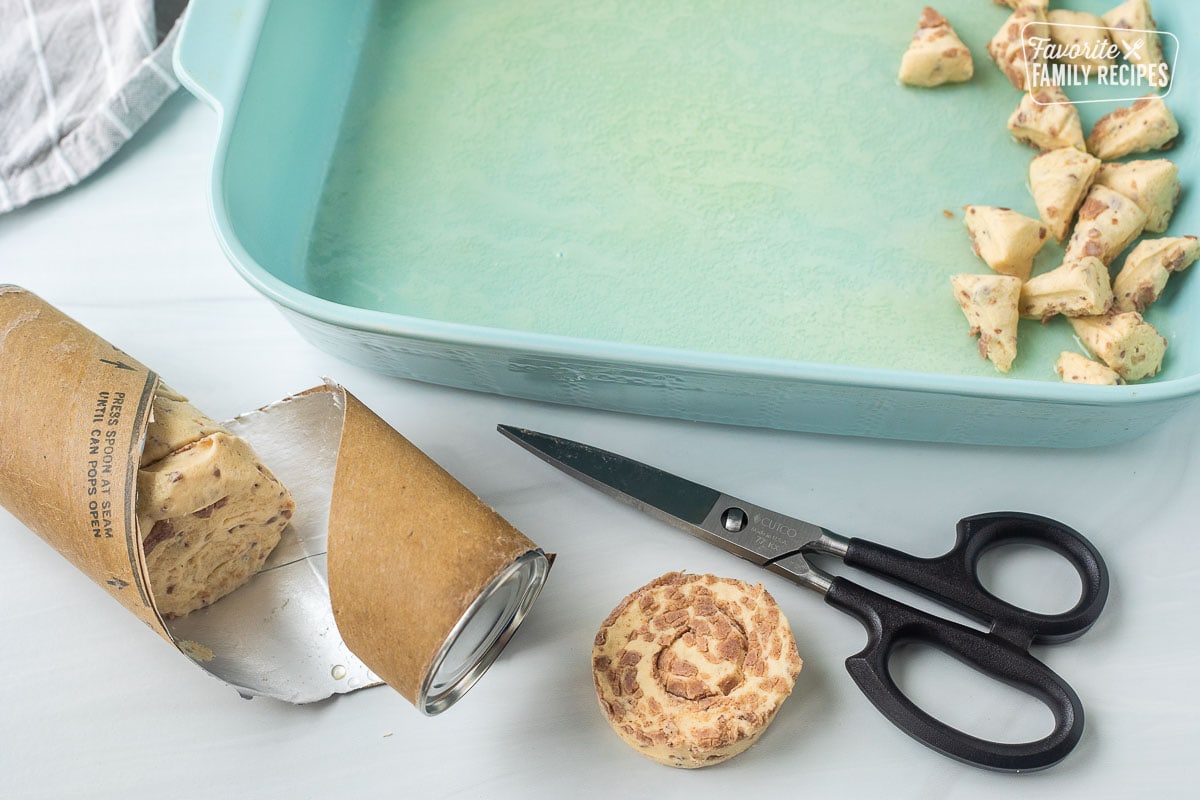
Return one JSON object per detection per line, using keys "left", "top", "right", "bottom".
{"left": 0, "top": 286, "right": 550, "bottom": 711}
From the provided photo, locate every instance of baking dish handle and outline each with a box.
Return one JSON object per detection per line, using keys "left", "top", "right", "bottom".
{"left": 172, "top": 0, "right": 271, "bottom": 112}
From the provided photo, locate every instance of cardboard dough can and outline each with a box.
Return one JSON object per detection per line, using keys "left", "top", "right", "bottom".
{"left": 0, "top": 285, "right": 551, "bottom": 712}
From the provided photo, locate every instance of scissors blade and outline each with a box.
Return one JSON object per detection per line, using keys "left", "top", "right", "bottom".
{"left": 498, "top": 426, "right": 827, "bottom": 565}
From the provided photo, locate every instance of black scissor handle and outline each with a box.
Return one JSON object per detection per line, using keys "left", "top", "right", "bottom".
{"left": 843, "top": 512, "right": 1109, "bottom": 648}
{"left": 826, "top": 577, "right": 1084, "bottom": 772}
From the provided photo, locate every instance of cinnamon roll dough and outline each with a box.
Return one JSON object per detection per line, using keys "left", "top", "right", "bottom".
{"left": 897, "top": 7, "right": 974, "bottom": 88}
{"left": 139, "top": 387, "right": 227, "bottom": 467}
{"left": 592, "top": 572, "right": 802, "bottom": 768}
{"left": 137, "top": 390, "right": 293, "bottom": 618}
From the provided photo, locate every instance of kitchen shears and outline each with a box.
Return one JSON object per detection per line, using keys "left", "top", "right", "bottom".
{"left": 498, "top": 426, "right": 1109, "bottom": 772}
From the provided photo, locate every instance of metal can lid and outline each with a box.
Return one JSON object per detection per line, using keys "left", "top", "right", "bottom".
{"left": 417, "top": 549, "right": 551, "bottom": 715}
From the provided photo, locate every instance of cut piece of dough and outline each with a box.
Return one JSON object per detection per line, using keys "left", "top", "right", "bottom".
{"left": 1056, "top": 352, "right": 1122, "bottom": 385}
{"left": 1007, "top": 85, "right": 1086, "bottom": 151}
{"left": 1086, "top": 95, "right": 1179, "bottom": 160}
{"left": 1064, "top": 185, "right": 1147, "bottom": 266}
{"left": 1102, "top": 0, "right": 1168, "bottom": 82}
{"left": 1068, "top": 311, "right": 1167, "bottom": 381}
{"left": 1029, "top": 148, "right": 1102, "bottom": 242}
{"left": 592, "top": 572, "right": 802, "bottom": 769}
{"left": 1093, "top": 159, "right": 1180, "bottom": 234}
{"left": 1112, "top": 236, "right": 1200, "bottom": 312}
{"left": 988, "top": 5, "right": 1048, "bottom": 90}
{"left": 963, "top": 205, "right": 1049, "bottom": 280}
{"left": 138, "top": 431, "right": 293, "bottom": 618}
{"left": 1046, "top": 10, "right": 1115, "bottom": 68}
{"left": 1019, "top": 257, "right": 1113, "bottom": 321}
{"left": 898, "top": 7, "right": 974, "bottom": 87}
{"left": 950, "top": 274, "right": 1022, "bottom": 373}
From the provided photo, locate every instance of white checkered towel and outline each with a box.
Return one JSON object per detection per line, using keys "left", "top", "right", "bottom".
{"left": 0, "top": 0, "right": 187, "bottom": 214}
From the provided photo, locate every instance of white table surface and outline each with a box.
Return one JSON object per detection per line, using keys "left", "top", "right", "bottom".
{"left": 2, "top": 92, "right": 1198, "bottom": 800}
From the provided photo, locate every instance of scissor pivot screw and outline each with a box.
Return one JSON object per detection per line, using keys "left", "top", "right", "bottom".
{"left": 721, "top": 507, "right": 748, "bottom": 533}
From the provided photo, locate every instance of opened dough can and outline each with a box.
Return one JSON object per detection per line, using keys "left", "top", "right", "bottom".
{"left": 0, "top": 285, "right": 550, "bottom": 712}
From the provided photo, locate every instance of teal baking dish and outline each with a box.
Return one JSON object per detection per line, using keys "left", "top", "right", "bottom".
{"left": 175, "top": 0, "right": 1200, "bottom": 447}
